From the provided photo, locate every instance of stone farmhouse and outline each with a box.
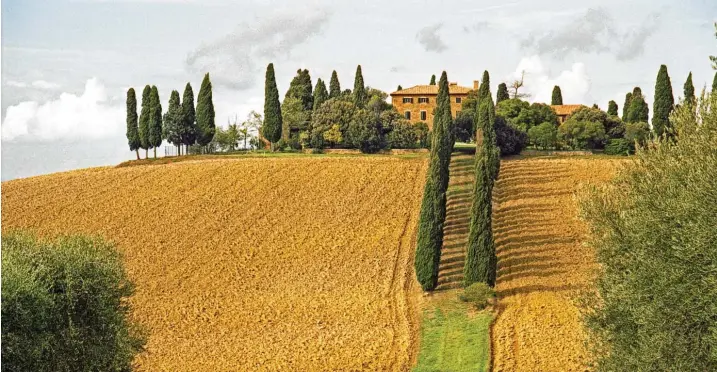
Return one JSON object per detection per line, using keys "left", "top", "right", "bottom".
{"left": 390, "top": 81, "right": 478, "bottom": 129}
{"left": 551, "top": 104, "right": 583, "bottom": 123}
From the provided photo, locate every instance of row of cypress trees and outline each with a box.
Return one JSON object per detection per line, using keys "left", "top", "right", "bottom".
{"left": 126, "top": 73, "right": 214, "bottom": 159}
{"left": 414, "top": 71, "right": 455, "bottom": 291}
{"left": 262, "top": 63, "right": 369, "bottom": 149}
{"left": 464, "top": 71, "right": 500, "bottom": 287}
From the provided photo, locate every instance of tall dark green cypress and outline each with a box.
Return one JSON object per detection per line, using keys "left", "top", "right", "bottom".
{"left": 126, "top": 88, "right": 140, "bottom": 160}
{"left": 464, "top": 99, "right": 497, "bottom": 287}
{"left": 551, "top": 85, "right": 563, "bottom": 105}
{"left": 329, "top": 70, "right": 341, "bottom": 98}
{"left": 195, "top": 73, "right": 215, "bottom": 148}
{"left": 430, "top": 74, "right": 436, "bottom": 85}
{"left": 652, "top": 65, "right": 675, "bottom": 137}
{"left": 622, "top": 92, "right": 633, "bottom": 122}
{"left": 180, "top": 83, "right": 196, "bottom": 155}
{"left": 138, "top": 85, "right": 151, "bottom": 158}
{"left": 496, "top": 83, "right": 509, "bottom": 104}
{"left": 478, "top": 71, "right": 490, "bottom": 105}
{"left": 353, "top": 65, "right": 366, "bottom": 108}
{"left": 313, "top": 78, "right": 329, "bottom": 111}
{"left": 163, "top": 90, "right": 182, "bottom": 150}
{"left": 148, "top": 86, "right": 163, "bottom": 158}
{"left": 397, "top": 85, "right": 403, "bottom": 91}
{"left": 684, "top": 72, "right": 696, "bottom": 106}
{"left": 414, "top": 71, "right": 452, "bottom": 291}
{"left": 607, "top": 100, "right": 619, "bottom": 116}
{"left": 263, "top": 63, "right": 282, "bottom": 147}
{"left": 627, "top": 87, "right": 649, "bottom": 123}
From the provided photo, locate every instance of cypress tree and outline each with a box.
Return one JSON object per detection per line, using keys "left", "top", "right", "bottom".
{"left": 285, "top": 69, "right": 313, "bottom": 111}
{"left": 414, "top": 71, "right": 452, "bottom": 291}
{"left": 148, "top": 86, "right": 163, "bottom": 158}
{"left": 353, "top": 65, "right": 366, "bottom": 108}
{"left": 551, "top": 85, "right": 563, "bottom": 105}
{"left": 430, "top": 74, "right": 436, "bottom": 85}
{"left": 329, "top": 70, "right": 341, "bottom": 98}
{"left": 126, "top": 88, "right": 140, "bottom": 160}
{"left": 313, "top": 78, "right": 329, "bottom": 111}
{"left": 627, "top": 87, "right": 649, "bottom": 123}
{"left": 652, "top": 65, "right": 675, "bottom": 137}
{"left": 622, "top": 92, "right": 633, "bottom": 121}
{"left": 684, "top": 72, "right": 696, "bottom": 106}
{"left": 180, "top": 83, "right": 196, "bottom": 155}
{"left": 397, "top": 85, "right": 403, "bottom": 91}
{"left": 607, "top": 100, "right": 619, "bottom": 116}
{"left": 195, "top": 73, "right": 216, "bottom": 149}
{"left": 464, "top": 99, "right": 497, "bottom": 287}
{"left": 478, "top": 71, "right": 490, "bottom": 105}
{"left": 263, "top": 63, "right": 282, "bottom": 148}
{"left": 163, "top": 90, "right": 182, "bottom": 152}
{"left": 436, "top": 72, "right": 454, "bottom": 193}
{"left": 713, "top": 72, "right": 717, "bottom": 92}
{"left": 496, "top": 83, "right": 509, "bottom": 104}
{"left": 138, "top": 85, "right": 151, "bottom": 158}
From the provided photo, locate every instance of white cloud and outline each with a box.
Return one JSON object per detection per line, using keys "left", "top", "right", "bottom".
{"left": 6, "top": 80, "right": 28, "bottom": 88}
{"left": 2, "top": 78, "right": 123, "bottom": 142}
{"left": 416, "top": 23, "right": 447, "bottom": 53}
{"left": 31, "top": 80, "right": 61, "bottom": 90}
{"left": 509, "top": 56, "right": 591, "bottom": 105}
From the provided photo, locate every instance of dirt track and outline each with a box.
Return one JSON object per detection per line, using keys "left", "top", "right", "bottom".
{"left": 491, "top": 157, "right": 620, "bottom": 371}
{"left": 1, "top": 157, "right": 427, "bottom": 371}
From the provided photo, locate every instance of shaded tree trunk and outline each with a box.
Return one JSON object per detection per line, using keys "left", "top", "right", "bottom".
{"left": 135, "top": 149, "right": 140, "bottom": 160}
{"left": 145, "top": 148, "right": 148, "bottom": 159}
{"left": 154, "top": 147, "right": 157, "bottom": 158}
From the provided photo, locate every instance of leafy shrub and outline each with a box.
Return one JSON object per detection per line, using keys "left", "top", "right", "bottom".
{"left": 527, "top": 122, "right": 558, "bottom": 149}
{"left": 558, "top": 119, "right": 606, "bottom": 149}
{"left": 603, "top": 138, "right": 632, "bottom": 155}
{"left": 1, "top": 232, "right": 145, "bottom": 372}
{"left": 348, "top": 109, "right": 384, "bottom": 153}
{"left": 624, "top": 121, "right": 650, "bottom": 146}
{"left": 453, "top": 111, "right": 475, "bottom": 143}
{"left": 387, "top": 120, "right": 418, "bottom": 149}
{"left": 322, "top": 124, "right": 343, "bottom": 148}
{"left": 415, "top": 122, "right": 430, "bottom": 149}
{"left": 459, "top": 283, "right": 496, "bottom": 310}
{"left": 495, "top": 116, "right": 528, "bottom": 155}
{"left": 579, "top": 92, "right": 717, "bottom": 371}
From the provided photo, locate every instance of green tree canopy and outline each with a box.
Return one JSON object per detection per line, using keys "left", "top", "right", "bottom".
{"left": 148, "top": 85, "right": 163, "bottom": 157}
{"left": 313, "top": 78, "right": 329, "bottom": 111}
{"left": 652, "top": 65, "right": 675, "bottom": 137}
{"left": 496, "top": 83, "right": 509, "bottom": 104}
{"left": 626, "top": 87, "right": 649, "bottom": 124}
{"left": 125, "top": 88, "right": 140, "bottom": 158}
{"left": 478, "top": 70, "right": 490, "bottom": 106}
{"left": 496, "top": 99, "right": 558, "bottom": 132}
{"left": 683, "top": 71, "right": 696, "bottom": 106}
{"left": 163, "top": 90, "right": 182, "bottom": 148}
{"left": 528, "top": 122, "right": 558, "bottom": 149}
{"left": 180, "top": 83, "right": 197, "bottom": 150}
{"left": 138, "top": 85, "right": 151, "bottom": 156}
{"left": 397, "top": 85, "right": 403, "bottom": 91}
{"left": 558, "top": 119, "right": 606, "bottom": 149}
{"left": 551, "top": 85, "right": 563, "bottom": 105}
{"left": 607, "top": 100, "right": 619, "bottom": 116}
{"left": 195, "top": 73, "right": 216, "bottom": 147}
{"left": 285, "top": 69, "right": 313, "bottom": 111}
{"left": 309, "top": 98, "right": 358, "bottom": 148}
{"left": 329, "top": 70, "right": 341, "bottom": 98}
{"left": 430, "top": 74, "right": 436, "bottom": 85}
{"left": 353, "top": 65, "right": 366, "bottom": 108}
{"left": 263, "top": 63, "right": 283, "bottom": 145}
{"left": 281, "top": 96, "right": 310, "bottom": 140}
{"left": 622, "top": 92, "right": 633, "bottom": 121}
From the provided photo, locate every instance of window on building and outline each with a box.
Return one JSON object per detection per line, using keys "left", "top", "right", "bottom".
{"left": 420, "top": 111, "right": 427, "bottom": 121}
{"left": 455, "top": 97, "right": 462, "bottom": 103}
{"left": 405, "top": 111, "right": 411, "bottom": 120}
{"left": 418, "top": 97, "right": 429, "bottom": 103}
{"left": 402, "top": 97, "right": 414, "bottom": 104}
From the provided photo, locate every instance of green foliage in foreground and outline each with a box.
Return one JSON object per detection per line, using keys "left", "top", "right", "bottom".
{"left": 459, "top": 283, "right": 496, "bottom": 310}
{"left": 413, "top": 301, "right": 491, "bottom": 372}
{"left": 580, "top": 91, "right": 717, "bottom": 371}
{"left": 1, "top": 232, "right": 145, "bottom": 372}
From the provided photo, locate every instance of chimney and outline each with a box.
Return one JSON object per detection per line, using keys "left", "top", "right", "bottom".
{"left": 474, "top": 80, "right": 479, "bottom": 90}
{"left": 449, "top": 82, "right": 457, "bottom": 86}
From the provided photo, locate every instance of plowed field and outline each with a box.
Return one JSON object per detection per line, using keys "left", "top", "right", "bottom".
{"left": 1, "top": 156, "right": 428, "bottom": 371}
{"left": 491, "top": 157, "right": 621, "bottom": 371}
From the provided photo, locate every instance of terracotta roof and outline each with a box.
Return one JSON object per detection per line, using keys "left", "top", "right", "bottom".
{"left": 551, "top": 104, "right": 584, "bottom": 116}
{"left": 391, "top": 84, "right": 472, "bottom": 95}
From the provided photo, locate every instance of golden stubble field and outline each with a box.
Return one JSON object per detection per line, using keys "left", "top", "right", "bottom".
{"left": 491, "top": 157, "right": 622, "bottom": 371}
{"left": 1, "top": 156, "right": 428, "bottom": 371}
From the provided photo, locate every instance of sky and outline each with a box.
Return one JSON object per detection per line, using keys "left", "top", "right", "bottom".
{"left": 1, "top": 0, "right": 715, "bottom": 180}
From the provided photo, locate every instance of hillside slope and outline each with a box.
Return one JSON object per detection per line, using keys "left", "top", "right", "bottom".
{"left": 491, "top": 157, "right": 621, "bottom": 371}
{"left": 1, "top": 157, "right": 428, "bottom": 371}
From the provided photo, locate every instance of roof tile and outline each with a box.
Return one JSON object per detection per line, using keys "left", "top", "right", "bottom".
{"left": 391, "top": 84, "right": 472, "bottom": 95}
